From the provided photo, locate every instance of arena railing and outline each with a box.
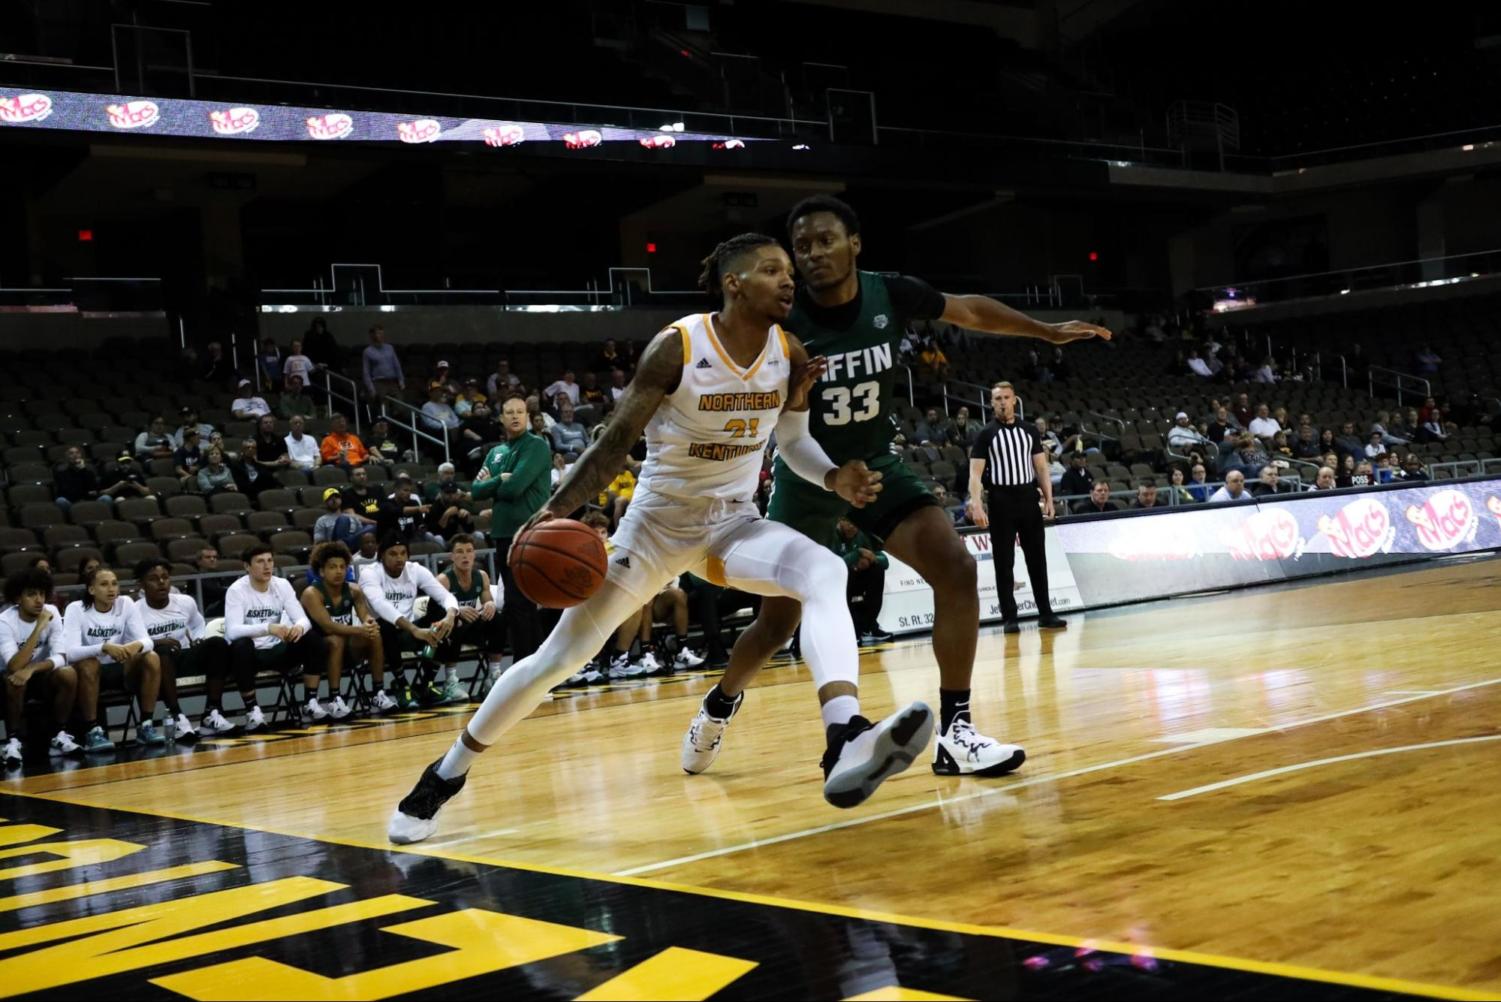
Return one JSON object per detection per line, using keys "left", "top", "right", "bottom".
{"left": 381, "top": 394, "right": 452, "bottom": 467}
{"left": 1198, "top": 247, "right": 1501, "bottom": 311}
{"left": 321, "top": 369, "right": 364, "bottom": 436}
{"left": 1368, "top": 366, "right": 1431, "bottom": 409}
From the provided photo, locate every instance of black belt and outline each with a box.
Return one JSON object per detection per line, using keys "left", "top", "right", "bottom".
{"left": 987, "top": 483, "right": 1038, "bottom": 494}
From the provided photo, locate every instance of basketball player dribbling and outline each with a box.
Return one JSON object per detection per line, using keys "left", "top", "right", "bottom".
{"left": 389, "top": 233, "right": 935, "bottom": 844}
{"left": 680, "top": 196, "right": 1112, "bottom": 780}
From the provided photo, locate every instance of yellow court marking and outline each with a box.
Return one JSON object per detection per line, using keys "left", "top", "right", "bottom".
{"left": 6, "top": 790, "right": 1489, "bottom": 1001}
{"left": 576, "top": 947, "right": 757, "bottom": 1001}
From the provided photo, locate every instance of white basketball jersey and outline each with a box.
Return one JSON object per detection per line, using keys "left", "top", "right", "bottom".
{"left": 637, "top": 313, "right": 790, "bottom": 502}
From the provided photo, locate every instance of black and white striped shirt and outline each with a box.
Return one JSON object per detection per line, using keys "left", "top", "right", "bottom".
{"left": 972, "top": 418, "right": 1044, "bottom": 488}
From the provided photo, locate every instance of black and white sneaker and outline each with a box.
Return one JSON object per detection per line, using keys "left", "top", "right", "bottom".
{"left": 820, "top": 702, "right": 934, "bottom": 809}
{"left": 681, "top": 690, "right": 744, "bottom": 774}
{"left": 932, "top": 719, "right": 1025, "bottom": 777}
{"left": 387, "top": 758, "right": 468, "bottom": 845}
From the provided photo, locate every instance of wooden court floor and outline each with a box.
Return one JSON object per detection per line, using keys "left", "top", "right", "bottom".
{"left": 3, "top": 555, "right": 1500, "bottom": 999}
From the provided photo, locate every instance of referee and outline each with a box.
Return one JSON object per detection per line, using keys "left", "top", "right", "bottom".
{"left": 968, "top": 381, "right": 1066, "bottom": 633}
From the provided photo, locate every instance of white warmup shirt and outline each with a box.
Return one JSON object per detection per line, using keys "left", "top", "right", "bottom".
{"left": 62, "top": 597, "right": 153, "bottom": 664}
{"left": 224, "top": 576, "right": 311, "bottom": 650}
{"left": 138, "top": 594, "right": 207, "bottom": 646}
{"left": 284, "top": 433, "right": 320, "bottom": 470}
{"left": 636, "top": 313, "right": 790, "bottom": 503}
{"left": 360, "top": 562, "right": 458, "bottom": 625}
{"left": 0, "top": 604, "right": 68, "bottom": 668}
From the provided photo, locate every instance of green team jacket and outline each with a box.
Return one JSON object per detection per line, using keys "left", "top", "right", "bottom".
{"left": 470, "top": 432, "right": 552, "bottom": 539}
{"left": 833, "top": 528, "right": 889, "bottom": 570}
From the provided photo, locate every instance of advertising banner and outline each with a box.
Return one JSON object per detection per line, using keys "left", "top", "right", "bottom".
{"left": 878, "top": 525, "right": 1082, "bottom": 636}
{"left": 0, "top": 88, "right": 752, "bottom": 147}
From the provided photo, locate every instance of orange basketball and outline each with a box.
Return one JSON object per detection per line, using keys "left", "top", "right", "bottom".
{"left": 509, "top": 519, "right": 609, "bottom": 608}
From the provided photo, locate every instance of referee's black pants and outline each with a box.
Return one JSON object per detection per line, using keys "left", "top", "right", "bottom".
{"left": 987, "top": 485, "right": 1054, "bottom": 621}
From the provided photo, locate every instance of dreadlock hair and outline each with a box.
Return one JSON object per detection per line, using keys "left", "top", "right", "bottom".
{"left": 787, "top": 194, "right": 860, "bottom": 238}
{"left": 696, "top": 233, "right": 781, "bottom": 295}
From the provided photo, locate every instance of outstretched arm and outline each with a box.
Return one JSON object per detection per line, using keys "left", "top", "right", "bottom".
{"left": 939, "top": 294, "right": 1112, "bottom": 346}
{"left": 530, "top": 328, "right": 682, "bottom": 526}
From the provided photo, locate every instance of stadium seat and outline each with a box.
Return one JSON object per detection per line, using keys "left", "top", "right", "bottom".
{"left": 112, "top": 541, "right": 163, "bottom": 568}
{"left": 42, "top": 525, "right": 90, "bottom": 549}
{"left": 216, "top": 534, "right": 260, "bottom": 561}
{"left": 246, "top": 511, "right": 290, "bottom": 536}
{"left": 166, "top": 537, "right": 211, "bottom": 563}
{"left": 197, "top": 514, "right": 245, "bottom": 540}
{"left": 92, "top": 521, "right": 144, "bottom": 548}
{"left": 0, "top": 528, "right": 39, "bottom": 553}
{"left": 256, "top": 489, "right": 299, "bottom": 513}
{"left": 7, "top": 485, "right": 54, "bottom": 509}
{"left": 210, "top": 493, "right": 254, "bottom": 517}
{"left": 19, "top": 504, "right": 66, "bottom": 531}
{"left": 149, "top": 518, "right": 197, "bottom": 542}
{"left": 115, "top": 498, "right": 163, "bottom": 527}
{"left": 270, "top": 531, "right": 312, "bottom": 559}
{"left": 165, "top": 495, "right": 209, "bottom": 520}
{"left": 67, "top": 500, "right": 113, "bottom": 528}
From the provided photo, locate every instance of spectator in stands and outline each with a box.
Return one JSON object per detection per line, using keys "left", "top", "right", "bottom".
{"left": 105, "top": 451, "right": 155, "bottom": 500}
{"left": 608, "top": 368, "right": 628, "bottom": 406}
{"left": 913, "top": 408, "right": 952, "bottom": 447}
{"left": 253, "top": 415, "right": 290, "bottom": 470}
{"left": 1168, "top": 411, "right": 1211, "bottom": 452}
{"left": 320, "top": 413, "right": 368, "bottom": 469}
{"left": 304, "top": 318, "right": 338, "bottom": 369}
{"left": 576, "top": 371, "right": 608, "bottom": 422}
{"left": 1, "top": 567, "right": 80, "bottom": 764}
{"left": 229, "top": 439, "right": 269, "bottom": 500}
{"left": 377, "top": 475, "right": 429, "bottom": 543}
{"left": 1418, "top": 408, "right": 1448, "bottom": 443}
{"left": 944, "top": 406, "right": 981, "bottom": 450}
{"left": 1375, "top": 454, "right": 1398, "bottom": 483}
{"left": 1222, "top": 435, "right": 1269, "bottom": 478}
{"left": 487, "top": 359, "right": 520, "bottom": 400}
{"left": 917, "top": 337, "right": 949, "bottom": 380}
{"left": 1167, "top": 467, "right": 1195, "bottom": 505}
{"left": 427, "top": 360, "right": 460, "bottom": 399}
{"left": 423, "top": 463, "right": 461, "bottom": 503}
{"left": 1414, "top": 344, "right": 1442, "bottom": 375}
{"left": 312, "top": 488, "right": 368, "bottom": 547}
{"left": 173, "top": 429, "right": 204, "bottom": 485}
{"left": 1373, "top": 411, "right": 1409, "bottom": 446}
{"left": 196, "top": 546, "right": 227, "bottom": 617}
{"left": 1050, "top": 347, "right": 1072, "bottom": 383}
{"left": 420, "top": 387, "right": 463, "bottom": 452}
{"left": 1311, "top": 466, "right": 1337, "bottom": 490}
{"left": 1271, "top": 431, "right": 1294, "bottom": 459}
{"left": 1060, "top": 451, "right": 1094, "bottom": 498}
{"left": 550, "top": 452, "right": 568, "bottom": 489}
{"left": 62, "top": 565, "right": 161, "bottom": 752}
{"left": 135, "top": 415, "right": 175, "bottom": 462}
{"left": 1031, "top": 416, "right": 1063, "bottom": 459}
{"left": 225, "top": 544, "right": 331, "bottom": 725}
{"left": 283, "top": 415, "right": 321, "bottom": 471}
{"left": 173, "top": 407, "right": 215, "bottom": 449}
{"left": 592, "top": 339, "right": 624, "bottom": 374}
{"left": 342, "top": 466, "right": 382, "bottom": 525}
{"left": 229, "top": 379, "right": 270, "bottom": 421}
{"left": 1248, "top": 404, "right": 1281, "bottom": 441}
{"left": 1401, "top": 454, "right": 1428, "bottom": 481}
{"left": 276, "top": 373, "right": 317, "bottom": 421}
{"left": 1364, "top": 432, "right": 1388, "bottom": 461}
{"left": 1209, "top": 470, "right": 1248, "bottom": 503}
{"left": 282, "top": 339, "right": 315, "bottom": 391}
{"left": 366, "top": 417, "right": 405, "bottom": 465}
{"left": 1334, "top": 421, "right": 1365, "bottom": 460}
{"left": 425, "top": 480, "right": 476, "bottom": 545}
{"left": 1251, "top": 466, "right": 1283, "bottom": 498}
{"left": 1349, "top": 460, "right": 1375, "bottom": 488}
{"left": 1131, "top": 480, "right": 1165, "bottom": 509}
{"left": 362, "top": 325, "right": 405, "bottom": 400}
{"left": 196, "top": 447, "right": 235, "bottom": 494}
{"left": 352, "top": 531, "right": 380, "bottom": 569}
{"left": 549, "top": 401, "right": 589, "bottom": 458}
{"left": 1293, "top": 425, "right": 1322, "bottom": 459}
{"left": 1253, "top": 357, "right": 1278, "bottom": 383}
{"left": 300, "top": 541, "right": 393, "bottom": 715}
{"left": 457, "top": 396, "right": 500, "bottom": 456}
{"left": 1186, "top": 347, "right": 1215, "bottom": 379}
{"left": 833, "top": 516, "right": 892, "bottom": 645}
{"left": 1072, "top": 481, "right": 1120, "bottom": 515}
{"left": 1201, "top": 407, "right": 1231, "bottom": 446}
{"left": 199, "top": 340, "right": 232, "bottom": 385}
{"left": 930, "top": 483, "right": 965, "bottom": 525}
{"left": 257, "top": 338, "right": 283, "bottom": 390}
{"left": 1231, "top": 393, "right": 1253, "bottom": 430}
{"left": 544, "top": 370, "right": 581, "bottom": 409}
{"left": 54, "top": 446, "right": 111, "bottom": 510}
{"left": 454, "top": 378, "right": 487, "bottom": 418}
{"left": 1187, "top": 463, "right": 1212, "bottom": 503}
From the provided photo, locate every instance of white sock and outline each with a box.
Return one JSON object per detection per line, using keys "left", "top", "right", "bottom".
{"left": 821, "top": 695, "right": 860, "bottom": 732}
{"left": 436, "top": 737, "right": 478, "bottom": 780}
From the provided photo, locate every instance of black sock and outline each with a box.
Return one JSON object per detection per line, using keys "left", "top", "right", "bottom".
{"left": 704, "top": 683, "right": 738, "bottom": 719}
{"left": 939, "top": 689, "right": 971, "bottom": 733}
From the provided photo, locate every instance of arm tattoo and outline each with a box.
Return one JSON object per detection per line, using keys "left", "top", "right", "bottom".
{"left": 546, "top": 329, "right": 680, "bottom": 516}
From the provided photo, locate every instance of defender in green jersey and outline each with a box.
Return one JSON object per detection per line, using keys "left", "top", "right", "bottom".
{"left": 680, "top": 195, "right": 1111, "bottom": 778}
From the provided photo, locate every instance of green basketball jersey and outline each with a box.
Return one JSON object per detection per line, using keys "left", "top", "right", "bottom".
{"left": 446, "top": 569, "right": 487, "bottom": 608}
{"left": 784, "top": 271, "right": 902, "bottom": 467}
